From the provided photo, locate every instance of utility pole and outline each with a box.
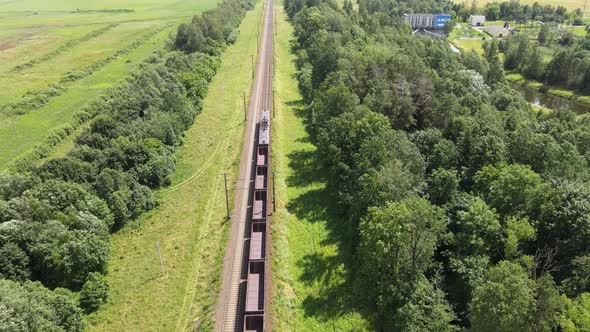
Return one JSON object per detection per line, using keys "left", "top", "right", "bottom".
{"left": 272, "top": 171, "right": 276, "bottom": 212}
{"left": 272, "top": 90, "right": 275, "bottom": 118}
{"left": 156, "top": 241, "right": 164, "bottom": 275}
{"left": 251, "top": 55, "right": 254, "bottom": 79}
{"left": 243, "top": 91, "right": 247, "bottom": 121}
{"left": 224, "top": 173, "right": 230, "bottom": 218}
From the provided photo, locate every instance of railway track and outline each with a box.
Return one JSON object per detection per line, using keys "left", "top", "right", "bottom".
{"left": 215, "top": 0, "right": 273, "bottom": 331}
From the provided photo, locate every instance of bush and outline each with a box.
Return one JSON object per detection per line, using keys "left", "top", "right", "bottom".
{"left": 79, "top": 272, "right": 109, "bottom": 312}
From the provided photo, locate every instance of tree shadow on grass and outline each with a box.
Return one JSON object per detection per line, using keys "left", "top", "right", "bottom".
{"left": 284, "top": 104, "right": 366, "bottom": 324}
{"left": 285, "top": 149, "right": 320, "bottom": 187}
{"left": 288, "top": 180, "right": 362, "bottom": 323}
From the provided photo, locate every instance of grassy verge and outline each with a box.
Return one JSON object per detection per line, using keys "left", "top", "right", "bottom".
{"left": 506, "top": 72, "right": 544, "bottom": 89}
{"left": 85, "top": 2, "right": 262, "bottom": 331}
{"left": 271, "top": 3, "right": 370, "bottom": 331}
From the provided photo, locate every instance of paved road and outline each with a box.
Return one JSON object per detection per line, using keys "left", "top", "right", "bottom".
{"left": 215, "top": 0, "right": 273, "bottom": 331}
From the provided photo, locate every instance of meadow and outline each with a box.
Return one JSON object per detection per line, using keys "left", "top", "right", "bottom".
{"left": 85, "top": 2, "right": 264, "bottom": 330}
{"left": 0, "top": 0, "right": 217, "bottom": 169}
{"left": 271, "top": 2, "right": 370, "bottom": 330}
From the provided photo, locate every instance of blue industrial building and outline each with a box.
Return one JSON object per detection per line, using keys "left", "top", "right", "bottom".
{"left": 434, "top": 14, "right": 452, "bottom": 29}
{"left": 403, "top": 13, "right": 452, "bottom": 30}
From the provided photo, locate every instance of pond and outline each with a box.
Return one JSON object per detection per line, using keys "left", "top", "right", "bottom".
{"left": 510, "top": 83, "right": 590, "bottom": 114}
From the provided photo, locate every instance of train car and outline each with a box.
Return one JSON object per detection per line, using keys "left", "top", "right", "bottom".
{"left": 244, "top": 109, "right": 271, "bottom": 332}
{"left": 259, "top": 110, "right": 270, "bottom": 145}
{"left": 245, "top": 260, "right": 265, "bottom": 313}
{"left": 249, "top": 222, "right": 266, "bottom": 260}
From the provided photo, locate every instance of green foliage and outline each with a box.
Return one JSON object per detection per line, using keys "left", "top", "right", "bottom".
{"left": 504, "top": 216, "right": 536, "bottom": 260}
{"left": 174, "top": 0, "right": 254, "bottom": 53}
{"left": 427, "top": 168, "right": 459, "bottom": 205}
{"left": 0, "top": 278, "right": 83, "bottom": 332}
{"left": 560, "top": 293, "right": 590, "bottom": 331}
{"left": 285, "top": 0, "right": 590, "bottom": 329}
{"left": 563, "top": 254, "right": 590, "bottom": 297}
{"left": 468, "top": 261, "right": 543, "bottom": 332}
{"left": 0, "top": 242, "right": 30, "bottom": 282}
{"left": 358, "top": 198, "right": 447, "bottom": 328}
{"left": 80, "top": 272, "right": 110, "bottom": 312}
{"left": 474, "top": 163, "right": 548, "bottom": 216}
{"left": 450, "top": 197, "right": 499, "bottom": 262}
{"left": 394, "top": 276, "right": 458, "bottom": 332}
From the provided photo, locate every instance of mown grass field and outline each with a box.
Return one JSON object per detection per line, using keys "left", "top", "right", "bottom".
{"left": 452, "top": 39, "right": 486, "bottom": 55}
{"left": 0, "top": 0, "right": 217, "bottom": 169}
{"left": 0, "top": 26, "right": 174, "bottom": 168}
{"left": 271, "top": 3, "right": 370, "bottom": 331}
{"left": 85, "top": 2, "right": 263, "bottom": 331}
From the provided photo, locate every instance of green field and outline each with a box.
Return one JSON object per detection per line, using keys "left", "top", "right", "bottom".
{"left": 452, "top": 39, "right": 486, "bottom": 55}
{"left": 271, "top": 3, "right": 370, "bottom": 330}
{"left": 0, "top": 0, "right": 217, "bottom": 169}
{"left": 572, "top": 25, "right": 588, "bottom": 36}
{"left": 85, "top": 2, "right": 263, "bottom": 331}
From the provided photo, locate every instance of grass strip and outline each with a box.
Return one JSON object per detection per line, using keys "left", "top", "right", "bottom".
{"left": 270, "top": 3, "right": 370, "bottom": 330}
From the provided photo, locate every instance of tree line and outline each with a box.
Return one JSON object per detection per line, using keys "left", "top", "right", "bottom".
{"left": 351, "top": 0, "right": 582, "bottom": 25}
{"left": 496, "top": 28, "right": 590, "bottom": 92}
{"left": 0, "top": 0, "right": 254, "bottom": 330}
{"left": 285, "top": 0, "right": 590, "bottom": 330}
{"left": 478, "top": 1, "right": 579, "bottom": 24}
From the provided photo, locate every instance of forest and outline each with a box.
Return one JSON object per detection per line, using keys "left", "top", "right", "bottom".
{"left": 0, "top": 0, "right": 254, "bottom": 330}
{"left": 285, "top": 0, "right": 590, "bottom": 330}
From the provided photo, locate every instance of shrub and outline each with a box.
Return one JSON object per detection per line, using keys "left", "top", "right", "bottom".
{"left": 79, "top": 272, "right": 110, "bottom": 312}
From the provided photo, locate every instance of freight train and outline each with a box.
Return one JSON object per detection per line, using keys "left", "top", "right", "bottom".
{"left": 243, "top": 110, "right": 270, "bottom": 332}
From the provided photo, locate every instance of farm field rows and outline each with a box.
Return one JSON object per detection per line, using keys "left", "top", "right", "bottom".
{"left": 0, "top": 25, "right": 174, "bottom": 168}
{"left": 271, "top": 3, "right": 370, "bottom": 330}
{"left": 0, "top": 21, "right": 165, "bottom": 105}
{"left": 0, "top": 0, "right": 217, "bottom": 169}
{"left": 85, "top": 2, "right": 263, "bottom": 331}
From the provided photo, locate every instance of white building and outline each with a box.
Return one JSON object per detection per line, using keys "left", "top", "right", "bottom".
{"left": 469, "top": 15, "right": 486, "bottom": 27}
